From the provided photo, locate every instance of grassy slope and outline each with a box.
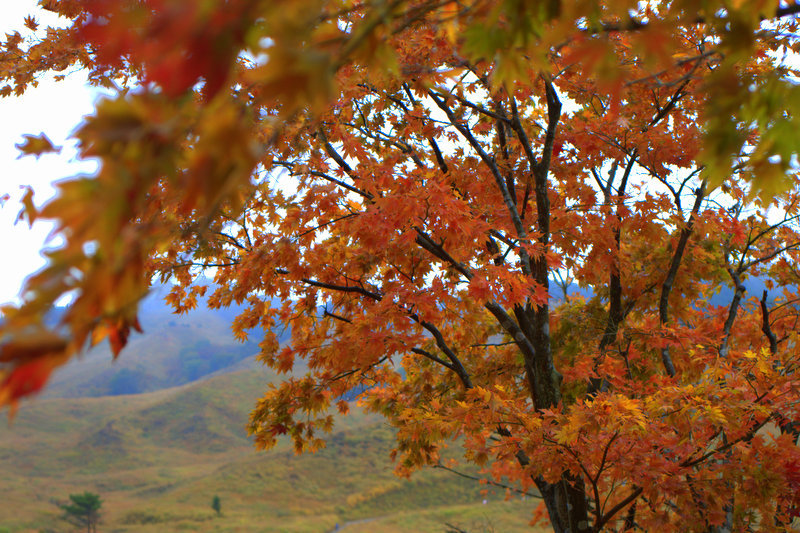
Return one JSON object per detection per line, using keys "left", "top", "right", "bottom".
{"left": 0, "top": 368, "right": 543, "bottom": 533}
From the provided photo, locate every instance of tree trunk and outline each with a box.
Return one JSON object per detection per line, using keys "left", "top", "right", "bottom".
{"left": 538, "top": 475, "right": 592, "bottom": 533}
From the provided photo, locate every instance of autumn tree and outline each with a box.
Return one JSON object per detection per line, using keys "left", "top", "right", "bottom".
{"left": 3, "top": 1, "right": 800, "bottom": 532}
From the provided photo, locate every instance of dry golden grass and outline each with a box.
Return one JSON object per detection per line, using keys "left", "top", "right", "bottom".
{"left": 0, "top": 368, "right": 543, "bottom": 532}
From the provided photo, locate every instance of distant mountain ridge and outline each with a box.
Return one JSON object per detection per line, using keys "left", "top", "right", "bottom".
{"left": 42, "top": 276, "right": 792, "bottom": 398}
{"left": 551, "top": 276, "right": 788, "bottom": 307}
{"left": 43, "top": 285, "right": 285, "bottom": 398}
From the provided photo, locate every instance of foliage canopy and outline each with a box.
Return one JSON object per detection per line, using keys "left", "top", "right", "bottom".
{"left": 3, "top": 1, "right": 800, "bottom": 531}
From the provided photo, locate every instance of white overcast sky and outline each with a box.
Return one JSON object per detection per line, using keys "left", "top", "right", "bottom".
{"left": 0, "top": 2, "right": 102, "bottom": 305}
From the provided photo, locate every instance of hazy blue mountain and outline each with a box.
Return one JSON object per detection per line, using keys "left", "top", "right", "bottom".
{"left": 38, "top": 276, "right": 795, "bottom": 398}
{"left": 43, "top": 285, "right": 288, "bottom": 398}
{"left": 551, "top": 276, "right": 793, "bottom": 308}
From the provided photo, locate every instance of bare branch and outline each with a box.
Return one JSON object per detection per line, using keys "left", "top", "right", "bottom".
{"left": 589, "top": 4, "right": 800, "bottom": 34}
{"left": 273, "top": 159, "right": 373, "bottom": 200}
{"left": 434, "top": 462, "right": 541, "bottom": 499}
{"left": 429, "top": 87, "right": 513, "bottom": 123}
{"left": 276, "top": 269, "right": 382, "bottom": 301}
{"left": 428, "top": 89, "right": 534, "bottom": 277}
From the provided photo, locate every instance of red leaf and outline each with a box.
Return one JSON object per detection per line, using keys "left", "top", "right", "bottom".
{"left": 0, "top": 357, "right": 59, "bottom": 411}
{"left": 107, "top": 324, "right": 131, "bottom": 359}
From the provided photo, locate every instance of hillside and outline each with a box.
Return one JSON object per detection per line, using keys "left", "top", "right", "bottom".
{"left": 42, "top": 286, "right": 270, "bottom": 398}
{"left": 0, "top": 368, "right": 541, "bottom": 533}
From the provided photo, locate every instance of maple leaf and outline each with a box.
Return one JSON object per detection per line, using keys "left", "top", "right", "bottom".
{"left": 15, "top": 133, "right": 60, "bottom": 158}
{"left": 0, "top": 332, "right": 68, "bottom": 414}
{"left": 23, "top": 15, "right": 38, "bottom": 31}
{"left": 0, "top": 358, "right": 56, "bottom": 407}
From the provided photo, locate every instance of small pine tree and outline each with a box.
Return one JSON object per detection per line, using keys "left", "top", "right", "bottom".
{"left": 212, "top": 495, "right": 221, "bottom": 517}
{"left": 60, "top": 491, "right": 102, "bottom": 533}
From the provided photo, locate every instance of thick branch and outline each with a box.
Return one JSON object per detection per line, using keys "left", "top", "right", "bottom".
{"left": 535, "top": 79, "right": 563, "bottom": 184}
{"left": 594, "top": 486, "right": 643, "bottom": 531}
{"left": 494, "top": 99, "right": 517, "bottom": 206}
{"left": 659, "top": 178, "right": 707, "bottom": 376}
{"left": 411, "top": 347, "right": 455, "bottom": 371}
{"left": 483, "top": 304, "right": 538, "bottom": 379}
{"left": 719, "top": 266, "right": 745, "bottom": 358}
{"left": 592, "top": 154, "right": 637, "bottom": 397}
{"left": 413, "top": 227, "right": 473, "bottom": 280}
{"left": 604, "top": 156, "right": 636, "bottom": 343}
{"left": 760, "top": 290, "right": 778, "bottom": 355}
{"left": 428, "top": 137, "right": 449, "bottom": 174}
{"left": 417, "top": 319, "right": 473, "bottom": 389}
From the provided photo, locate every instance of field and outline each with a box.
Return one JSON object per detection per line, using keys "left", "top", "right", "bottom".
{"left": 0, "top": 365, "right": 544, "bottom": 533}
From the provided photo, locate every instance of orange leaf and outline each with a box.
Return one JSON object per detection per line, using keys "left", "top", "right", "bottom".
{"left": 23, "top": 15, "right": 38, "bottom": 31}
{"left": 107, "top": 324, "right": 131, "bottom": 359}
